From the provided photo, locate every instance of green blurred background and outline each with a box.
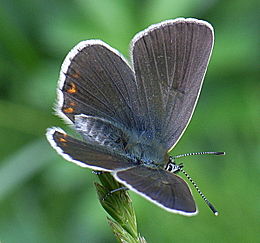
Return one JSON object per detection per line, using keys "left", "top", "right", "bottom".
{"left": 0, "top": 0, "right": 259, "bottom": 242}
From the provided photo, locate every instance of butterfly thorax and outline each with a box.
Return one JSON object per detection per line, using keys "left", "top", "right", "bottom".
{"left": 125, "top": 131, "right": 168, "bottom": 167}
{"left": 74, "top": 115, "right": 168, "bottom": 167}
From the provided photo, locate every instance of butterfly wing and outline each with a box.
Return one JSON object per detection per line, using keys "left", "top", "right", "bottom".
{"left": 46, "top": 127, "right": 135, "bottom": 171}
{"left": 113, "top": 165, "right": 197, "bottom": 215}
{"left": 56, "top": 18, "right": 213, "bottom": 152}
{"left": 131, "top": 18, "right": 214, "bottom": 150}
{"left": 56, "top": 40, "right": 139, "bottom": 129}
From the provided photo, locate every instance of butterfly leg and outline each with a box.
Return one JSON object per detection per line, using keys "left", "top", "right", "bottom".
{"left": 92, "top": 170, "right": 105, "bottom": 175}
{"left": 102, "top": 186, "right": 129, "bottom": 201}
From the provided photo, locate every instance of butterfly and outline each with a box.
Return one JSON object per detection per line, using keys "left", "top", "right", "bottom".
{"left": 46, "top": 18, "right": 215, "bottom": 216}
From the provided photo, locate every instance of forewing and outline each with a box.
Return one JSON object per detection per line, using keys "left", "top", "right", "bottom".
{"left": 131, "top": 18, "right": 214, "bottom": 150}
{"left": 113, "top": 166, "right": 197, "bottom": 215}
{"left": 46, "top": 128, "right": 135, "bottom": 171}
{"left": 56, "top": 40, "right": 138, "bottom": 129}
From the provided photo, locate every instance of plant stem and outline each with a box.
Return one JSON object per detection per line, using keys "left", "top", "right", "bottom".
{"left": 94, "top": 172, "right": 146, "bottom": 243}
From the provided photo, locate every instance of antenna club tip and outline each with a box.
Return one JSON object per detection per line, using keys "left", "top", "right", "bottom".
{"left": 208, "top": 202, "right": 218, "bottom": 215}
{"left": 216, "top": 152, "right": 225, "bottom": 155}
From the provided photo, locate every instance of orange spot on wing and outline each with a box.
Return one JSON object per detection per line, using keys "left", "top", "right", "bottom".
{"left": 63, "top": 107, "right": 74, "bottom": 113}
{"left": 69, "top": 102, "right": 76, "bottom": 106}
{"left": 67, "top": 82, "right": 77, "bottom": 94}
{"left": 59, "top": 137, "right": 67, "bottom": 143}
{"left": 71, "top": 72, "right": 80, "bottom": 78}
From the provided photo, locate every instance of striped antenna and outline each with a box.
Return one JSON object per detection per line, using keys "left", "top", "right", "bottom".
{"left": 179, "top": 166, "right": 218, "bottom": 215}
{"left": 174, "top": 151, "right": 225, "bottom": 159}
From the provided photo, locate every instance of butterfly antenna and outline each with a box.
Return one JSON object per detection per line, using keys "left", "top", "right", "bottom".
{"left": 179, "top": 166, "right": 218, "bottom": 215}
{"left": 174, "top": 151, "right": 225, "bottom": 159}
{"left": 172, "top": 151, "right": 224, "bottom": 215}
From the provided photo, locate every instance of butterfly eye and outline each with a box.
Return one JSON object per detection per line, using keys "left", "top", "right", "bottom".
{"left": 165, "top": 163, "right": 172, "bottom": 171}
